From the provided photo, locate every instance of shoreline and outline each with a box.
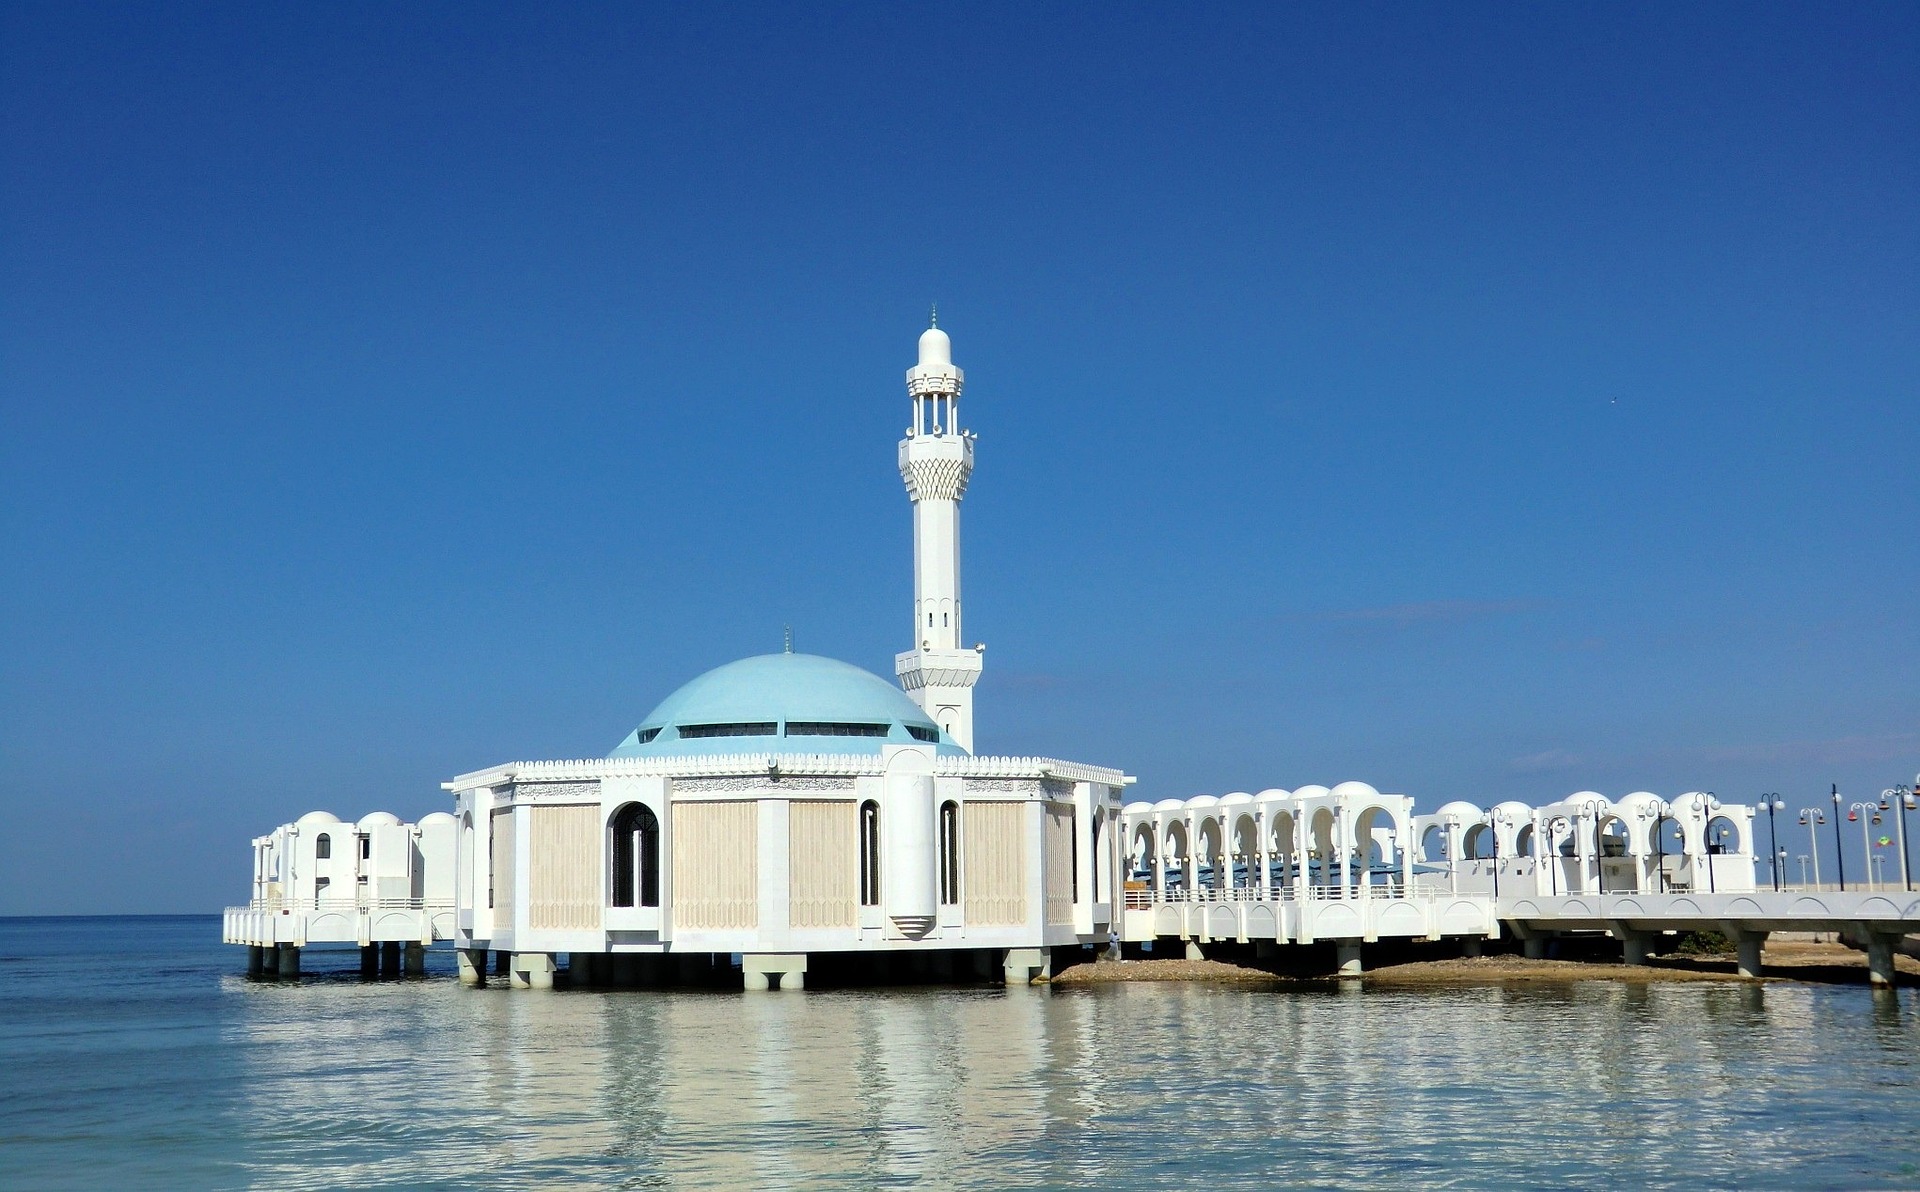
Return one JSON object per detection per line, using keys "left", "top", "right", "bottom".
{"left": 1050, "top": 940, "right": 1920, "bottom": 989}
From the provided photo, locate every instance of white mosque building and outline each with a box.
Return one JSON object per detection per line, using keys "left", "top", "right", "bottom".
{"left": 235, "top": 318, "right": 1915, "bottom": 990}
{"left": 229, "top": 319, "right": 1133, "bottom": 989}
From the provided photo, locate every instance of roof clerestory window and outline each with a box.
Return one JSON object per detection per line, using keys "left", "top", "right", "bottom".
{"left": 905, "top": 724, "right": 940, "bottom": 743}
{"left": 678, "top": 722, "right": 777, "bottom": 738}
{"left": 785, "top": 722, "right": 889, "bottom": 737}
{"left": 634, "top": 728, "right": 661, "bottom": 745}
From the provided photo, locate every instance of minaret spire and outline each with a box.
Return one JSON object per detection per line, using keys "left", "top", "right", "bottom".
{"left": 894, "top": 317, "right": 982, "bottom": 751}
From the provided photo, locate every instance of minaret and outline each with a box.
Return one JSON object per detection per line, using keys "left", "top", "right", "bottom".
{"left": 895, "top": 313, "right": 983, "bottom": 751}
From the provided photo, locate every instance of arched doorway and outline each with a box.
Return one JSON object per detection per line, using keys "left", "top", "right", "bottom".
{"left": 610, "top": 803, "right": 660, "bottom": 908}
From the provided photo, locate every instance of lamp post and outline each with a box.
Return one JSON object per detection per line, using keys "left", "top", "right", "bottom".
{"left": 1757, "top": 794, "right": 1784, "bottom": 891}
{"left": 1685, "top": 793, "right": 1722, "bottom": 894}
{"left": 1798, "top": 806, "right": 1826, "bottom": 887}
{"left": 1830, "top": 784, "right": 1846, "bottom": 892}
{"left": 1483, "top": 807, "right": 1501, "bottom": 902}
{"left": 1881, "top": 783, "right": 1915, "bottom": 893}
{"left": 1547, "top": 815, "right": 1570, "bottom": 896}
{"left": 1650, "top": 802, "right": 1671, "bottom": 894}
{"left": 1444, "top": 814, "right": 1461, "bottom": 896}
{"left": 1849, "top": 800, "right": 1881, "bottom": 891}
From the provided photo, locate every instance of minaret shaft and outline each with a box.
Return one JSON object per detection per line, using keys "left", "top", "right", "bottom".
{"left": 912, "top": 494, "right": 962, "bottom": 650}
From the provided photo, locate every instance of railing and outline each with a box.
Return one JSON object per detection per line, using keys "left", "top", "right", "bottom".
{"left": 1123, "top": 880, "right": 1419, "bottom": 909}
{"left": 228, "top": 898, "right": 455, "bottom": 915}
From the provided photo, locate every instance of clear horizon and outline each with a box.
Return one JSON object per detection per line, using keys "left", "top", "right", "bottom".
{"left": 3, "top": 3, "right": 1915, "bottom": 914}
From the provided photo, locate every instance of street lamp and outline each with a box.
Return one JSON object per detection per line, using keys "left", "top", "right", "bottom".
{"left": 1830, "top": 784, "right": 1847, "bottom": 892}
{"left": 1442, "top": 813, "right": 1462, "bottom": 896}
{"left": 1689, "top": 793, "right": 1722, "bottom": 894}
{"left": 1798, "top": 806, "right": 1827, "bottom": 887}
{"left": 1881, "top": 783, "right": 1916, "bottom": 893}
{"left": 1482, "top": 806, "right": 1501, "bottom": 901}
{"left": 1547, "top": 815, "right": 1570, "bottom": 896}
{"left": 1848, "top": 800, "right": 1882, "bottom": 891}
{"left": 1757, "top": 794, "right": 1785, "bottom": 891}
{"left": 1642, "top": 801, "right": 1673, "bottom": 894}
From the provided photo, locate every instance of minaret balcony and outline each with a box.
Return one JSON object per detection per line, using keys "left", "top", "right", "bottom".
{"left": 898, "top": 435, "right": 974, "bottom": 501}
{"left": 895, "top": 647, "right": 983, "bottom": 691}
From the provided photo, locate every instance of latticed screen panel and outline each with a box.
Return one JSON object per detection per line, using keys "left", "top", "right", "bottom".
{"left": 671, "top": 801, "right": 760, "bottom": 930}
{"left": 1045, "top": 802, "right": 1075, "bottom": 925}
{"left": 789, "top": 800, "right": 858, "bottom": 928}
{"left": 528, "top": 804, "right": 600, "bottom": 930}
{"left": 964, "top": 801, "right": 1027, "bottom": 926}
{"left": 489, "top": 809, "right": 515, "bottom": 918}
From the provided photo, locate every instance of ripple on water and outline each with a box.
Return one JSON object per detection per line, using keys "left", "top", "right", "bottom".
{"left": 0, "top": 920, "right": 1917, "bottom": 1189}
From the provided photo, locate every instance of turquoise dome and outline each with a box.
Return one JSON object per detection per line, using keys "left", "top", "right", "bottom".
{"left": 609, "top": 653, "right": 966, "bottom": 758}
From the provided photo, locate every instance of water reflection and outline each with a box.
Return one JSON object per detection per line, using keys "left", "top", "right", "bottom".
{"left": 217, "top": 976, "right": 1920, "bottom": 1189}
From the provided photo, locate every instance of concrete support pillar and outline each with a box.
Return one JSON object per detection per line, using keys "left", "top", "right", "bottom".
{"left": 457, "top": 948, "right": 486, "bottom": 986}
{"left": 379, "top": 941, "right": 401, "bottom": 976}
{"left": 261, "top": 944, "right": 279, "bottom": 975}
{"left": 494, "top": 950, "right": 511, "bottom": 977}
{"left": 511, "top": 952, "right": 555, "bottom": 991}
{"left": 276, "top": 944, "right": 300, "bottom": 980}
{"left": 1732, "top": 933, "right": 1766, "bottom": 980}
{"left": 1335, "top": 942, "right": 1363, "bottom": 976}
{"left": 404, "top": 942, "right": 425, "bottom": 976}
{"left": 742, "top": 953, "right": 808, "bottom": 993}
{"left": 1866, "top": 935, "right": 1897, "bottom": 988}
{"left": 1255, "top": 940, "right": 1279, "bottom": 960}
{"left": 1185, "top": 941, "right": 1205, "bottom": 961}
{"left": 361, "top": 945, "right": 380, "bottom": 977}
{"left": 1523, "top": 936, "right": 1549, "bottom": 960}
{"left": 1621, "top": 935, "right": 1652, "bottom": 967}
{"left": 1461, "top": 938, "right": 1484, "bottom": 959}
{"left": 1003, "top": 947, "right": 1048, "bottom": 985}
{"left": 247, "top": 945, "right": 265, "bottom": 976}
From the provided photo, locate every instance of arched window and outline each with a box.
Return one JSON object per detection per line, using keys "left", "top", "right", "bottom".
{"left": 859, "top": 800, "right": 881, "bottom": 907}
{"left": 1070, "top": 811, "right": 1080, "bottom": 902}
{"left": 1090, "top": 812, "right": 1102, "bottom": 902}
{"left": 938, "top": 801, "right": 960, "bottom": 905}
{"left": 610, "top": 803, "right": 660, "bottom": 908}
{"left": 315, "top": 833, "right": 331, "bottom": 860}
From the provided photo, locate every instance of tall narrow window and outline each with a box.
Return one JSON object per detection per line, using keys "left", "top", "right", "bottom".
{"left": 610, "top": 803, "right": 661, "bottom": 908}
{"left": 315, "top": 833, "right": 331, "bottom": 860}
{"left": 859, "top": 800, "right": 881, "bottom": 907}
{"left": 1090, "top": 812, "right": 1102, "bottom": 902}
{"left": 938, "top": 801, "right": 960, "bottom": 905}
{"left": 1070, "top": 811, "right": 1079, "bottom": 903}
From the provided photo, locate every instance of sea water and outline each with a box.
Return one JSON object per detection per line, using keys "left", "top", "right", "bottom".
{"left": 1, "top": 917, "right": 1917, "bottom": 1189}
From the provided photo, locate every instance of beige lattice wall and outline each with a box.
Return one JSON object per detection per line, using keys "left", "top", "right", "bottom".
{"left": 789, "top": 800, "right": 858, "bottom": 928}
{"left": 1045, "top": 802, "right": 1075, "bottom": 925}
{"left": 528, "top": 804, "right": 600, "bottom": 930}
{"left": 964, "top": 801, "right": 1027, "bottom": 925}
{"left": 671, "top": 801, "right": 760, "bottom": 929}
{"left": 489, "top": 809, "right": 515, "bottom": 919}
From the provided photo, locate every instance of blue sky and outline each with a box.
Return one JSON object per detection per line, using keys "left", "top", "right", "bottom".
{"left": 3, "top": 4, "right": 1914, "bottom": 913}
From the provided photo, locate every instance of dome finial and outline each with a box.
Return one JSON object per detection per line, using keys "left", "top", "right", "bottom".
{"left": 783, "top": 624, "right": 793, "bottom": 654}
{"left": 929, "top": 303, "right": 937, "bottom": 329}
